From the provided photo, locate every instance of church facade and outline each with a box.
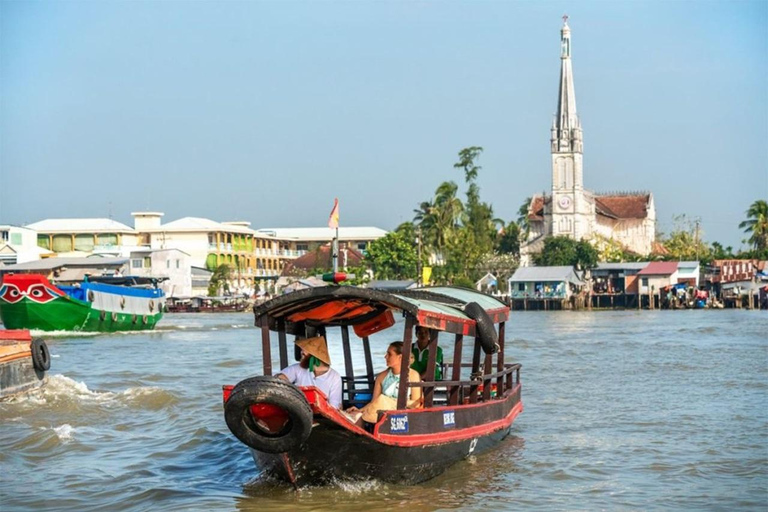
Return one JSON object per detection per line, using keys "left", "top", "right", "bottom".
{"left": 520, "top": 19, "right": 656, "bottom": 265}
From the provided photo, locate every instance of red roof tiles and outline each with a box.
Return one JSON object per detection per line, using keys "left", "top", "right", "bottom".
{"left": 595, "top": 194, "right": 651, "bottom": 219}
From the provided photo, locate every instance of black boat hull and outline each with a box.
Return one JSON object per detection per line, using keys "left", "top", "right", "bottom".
{"left": 249, "top": 386, "right": 522, "bottom": 485}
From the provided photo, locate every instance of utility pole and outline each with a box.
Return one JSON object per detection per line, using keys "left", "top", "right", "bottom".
{"left": 694, "top": 218, "right": 700, "bottom": 261}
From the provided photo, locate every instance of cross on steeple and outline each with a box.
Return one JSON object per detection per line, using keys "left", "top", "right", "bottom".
{"left": 562, "top": 14, "right": 569, "bottom": 25}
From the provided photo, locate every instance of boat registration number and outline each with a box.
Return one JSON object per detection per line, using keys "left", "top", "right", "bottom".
{"left": 390, "top": 414, "right": 409, "bottom": 433}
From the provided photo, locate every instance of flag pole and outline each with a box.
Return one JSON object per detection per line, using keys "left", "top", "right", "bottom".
{"left": 332, "top": 227, "right": 338, "bottom": 273}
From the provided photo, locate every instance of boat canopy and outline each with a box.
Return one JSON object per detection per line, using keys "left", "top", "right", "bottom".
{"left": 254, "top": 286, "right": 509, "bottom": 337}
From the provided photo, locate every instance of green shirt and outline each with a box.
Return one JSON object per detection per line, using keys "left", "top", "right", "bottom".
{"left": 411, "top": 345, "right": 444, "bottom": 380}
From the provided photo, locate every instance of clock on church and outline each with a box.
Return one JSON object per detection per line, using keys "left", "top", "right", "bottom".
{"left": 558, "top": 195, "right": 572, "bottom": 209}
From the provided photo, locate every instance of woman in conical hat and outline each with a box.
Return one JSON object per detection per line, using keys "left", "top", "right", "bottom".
{"left": 277, "top": 336, "right": 342, "bottom": 408}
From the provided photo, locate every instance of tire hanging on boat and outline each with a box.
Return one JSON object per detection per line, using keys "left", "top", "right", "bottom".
{"left": 31, "top": 339, "right": 51, "bottom": 372}
{"left": 463, "top": 302, "right": 499, "bottom": 354}
{"left": 224, "top": 376, "right": 313, "bottom": 454}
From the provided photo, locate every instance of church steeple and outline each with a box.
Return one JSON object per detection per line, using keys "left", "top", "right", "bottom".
{"left": 552, "top": 15, "right": 582, "bottom": 154}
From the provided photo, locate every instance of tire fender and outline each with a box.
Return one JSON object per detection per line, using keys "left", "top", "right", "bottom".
{"left": 31, "top": 338, "right": 51, "bottom": 372}
{"left": 464, "top": 302, "right": 499, "bottom": 354}
{"left": 224, "top": 376, "right": 313, "bottom": 454}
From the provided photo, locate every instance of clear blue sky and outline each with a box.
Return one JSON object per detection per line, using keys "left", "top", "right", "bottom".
{"left": 1, "top": 0, "right": 766, "bottom": 249}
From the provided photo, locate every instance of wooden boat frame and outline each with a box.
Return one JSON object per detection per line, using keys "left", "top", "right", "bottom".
{"left": 223, "top": 285, "right": 522, "bottom": 485}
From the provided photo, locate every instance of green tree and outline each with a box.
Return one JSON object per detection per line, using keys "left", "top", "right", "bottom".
{"left": 454, "top": 146, "right": 495, "bottom": 256}
{"left": 661, "top": 214, "right": 710, "bottom": 261}
{"left": 533, "top": 236, "right": 598, "bottom": 270}
{"left": 710, "top": 241, "right": 734, "bottom": 261}
{"left": 496, "top": 221, "right": 520, "bottom": 255}
{"left": 413, "top": 181, "right": 464, "bottom": 258}
{"left": 208, "top": 264, "right": 232, "bottom": 296}
{"left": 364, "top": 231, "right": 418, "bottom": 280}
{"left": 739, "top": 199, "right": 768, "bottom": 257}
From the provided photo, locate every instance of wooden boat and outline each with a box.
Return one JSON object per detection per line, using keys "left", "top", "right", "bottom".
{"left": 0, "top": 274, "right": 165, "bottom": 332}
{"left": 0, "top": 330, "right": 50, "bottom": 399}
{"left": 222, "top": 286, "right": 522, "bottom": 485}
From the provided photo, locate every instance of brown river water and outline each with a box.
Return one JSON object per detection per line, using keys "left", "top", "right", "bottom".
{"left": 1, "top": 310, "right": 766, "bottom": 511}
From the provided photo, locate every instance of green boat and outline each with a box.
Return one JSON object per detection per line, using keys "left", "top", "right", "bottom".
{"left": 0, "top": 274, "right": 165, "bottom": 332}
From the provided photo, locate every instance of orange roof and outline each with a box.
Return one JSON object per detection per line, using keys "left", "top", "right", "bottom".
{"left": 528, "top": 196, "right": 546, "bottom": 221}
{"left": 282, "top": 244, "right": 364, "bottom": 276}
{"left": 595, "top": 194, "right": 651, "bottom": 219}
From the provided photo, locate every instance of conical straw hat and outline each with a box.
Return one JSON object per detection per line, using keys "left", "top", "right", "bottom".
{"left": 296, "top": 336, "right": 331, "bottom": 365}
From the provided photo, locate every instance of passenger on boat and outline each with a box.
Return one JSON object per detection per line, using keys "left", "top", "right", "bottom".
{"left": 346, "top": 341, "right": 422, "bottom": 426}
{"left": 276, "top": 336, "right": 342, "bottom": 408}
{"left": 411, "top": 326, "right": 443, "bottom": 380}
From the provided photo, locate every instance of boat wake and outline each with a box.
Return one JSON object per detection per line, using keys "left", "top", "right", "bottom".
{"left": 2, "top": 374, "right": 178, "bottom": 410}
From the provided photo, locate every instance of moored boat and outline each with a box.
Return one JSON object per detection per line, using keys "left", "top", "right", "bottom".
{"left": 0, "top": 274, "right": 165, "bottom": 332}
{"left": 0, "top": 329, "right": 51, "bottom": 399}
{"left": 222, "top": 286, "right": 522, "bottom": 486}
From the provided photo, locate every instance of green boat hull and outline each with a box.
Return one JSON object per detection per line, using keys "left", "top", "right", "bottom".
{"left": 0, "top": 296, "right": 163, "bottom": 332}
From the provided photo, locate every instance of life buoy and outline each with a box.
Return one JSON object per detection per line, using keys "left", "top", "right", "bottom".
{"left": 31, "top": 339, "right": 51, "bottom": 372}
{"left": 99, "top": 310, "right": 106, "bottom": 322}
{"left": 464, "top": 302, "right": 499, "bottom": 354}
{"left": 148, "top": 300, "right": 155, "bottom": 312}
{"left": 142, "top": 315, "right": 148, "bottom": 325}
{"left": 120, "top": 297, "right": 126, "bottom": 309}
{"left": 132, "top": 315, "right": 138, "bottom": 325}
{"left": 111, "top": 312, "right": 118, "bottom": 322}
{"left": 224, "top": 376, "right": 313, "bottom": 454}
{"left": 88, "top": 291, "right": 95, "bottom": 302}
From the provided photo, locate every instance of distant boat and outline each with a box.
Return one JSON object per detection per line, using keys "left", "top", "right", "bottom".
{"left": 0, "top": 274, "right": 165, "bottom": 332}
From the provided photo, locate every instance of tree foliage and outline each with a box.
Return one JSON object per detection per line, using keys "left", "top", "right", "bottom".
{"left": 660, "top": 214, "right": 711, "bottom": 262}
{"left": 532, "top": 236, "right": 598, "bottom": 270}
{"left": 739, "top": 199, "right": 768, "bottom": 257}
{"left": 364, "top": 231, "right": 418, "bottom": 280}
{"left": 208, "top": 264, "right": 232, "bottom": 296}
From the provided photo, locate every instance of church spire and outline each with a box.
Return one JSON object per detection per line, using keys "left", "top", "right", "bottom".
{"left": 552, "top": 15, "right": 582, "bottom": 153}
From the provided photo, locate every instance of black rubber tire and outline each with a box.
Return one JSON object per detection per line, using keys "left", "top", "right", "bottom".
{"left": 31, "top": 339, "right": 51, "bottom": 372}
{"left": 224, "top": 376, "right": 313, "bottom": 454}
{"left": 464, "top": 302, "right": 499, "bottom": 354}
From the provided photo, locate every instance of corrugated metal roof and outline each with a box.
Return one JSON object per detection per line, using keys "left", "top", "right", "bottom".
{"left": 0, "top": 257, "right": 128, "bottom": 271}
{"left": 257, "top": 227, "right": 388, "bottom": 241}
{"left": 595, "top": 262, "right": 650, "bottom": 271}
{"left": 637, "top": 261, "right": 678, "bottom": 275}
{"left": 509, "top": 266, "right": 584, "bottom": 284}
{"left": 26, "top": 218, "right": 135, "bottom": 233}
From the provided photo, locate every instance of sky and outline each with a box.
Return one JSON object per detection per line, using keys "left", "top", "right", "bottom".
{"left": 1, "top": 0, "right": 766, "bottom": 250}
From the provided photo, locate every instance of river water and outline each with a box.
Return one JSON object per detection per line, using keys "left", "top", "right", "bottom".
{"left": 1, "top": 310, "right": 766, "bottom": 511}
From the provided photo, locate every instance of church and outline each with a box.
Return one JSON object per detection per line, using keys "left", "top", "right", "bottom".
{"left": 520, "top": 18, "right": 656, "bottom": 265}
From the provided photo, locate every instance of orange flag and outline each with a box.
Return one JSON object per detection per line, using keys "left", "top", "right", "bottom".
{"left": 328, "top": 198, "right": 339, "bottom": 229}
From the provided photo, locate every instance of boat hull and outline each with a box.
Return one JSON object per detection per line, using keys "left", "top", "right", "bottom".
{"left": 0, "top": 275, "right": 164, "bottom": 332}
{"left": 0, "top": 331, "right": 46, "bottom": 399}
{"left": 247, "top": 386, "right": 523, "bottom": 486}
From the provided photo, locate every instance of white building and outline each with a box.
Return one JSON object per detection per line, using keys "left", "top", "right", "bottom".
{"left": 128, "top": 248, "right": 193, "bottom": 297}
{"left": 256, "top": 226, "right": 388, "bottom": 254}
{"left": 0, "top": 225, "right": 52, "bottom": 265}
{"left": 521, "top": 19, "right": 656, "bottom": 265}
{"left": 25, "top": 218, "right": 140, "bottom": 257}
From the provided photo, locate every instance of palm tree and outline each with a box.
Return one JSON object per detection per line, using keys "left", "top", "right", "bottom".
{"left": 739, "top": 199, "right": 768, "bottom": 253}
